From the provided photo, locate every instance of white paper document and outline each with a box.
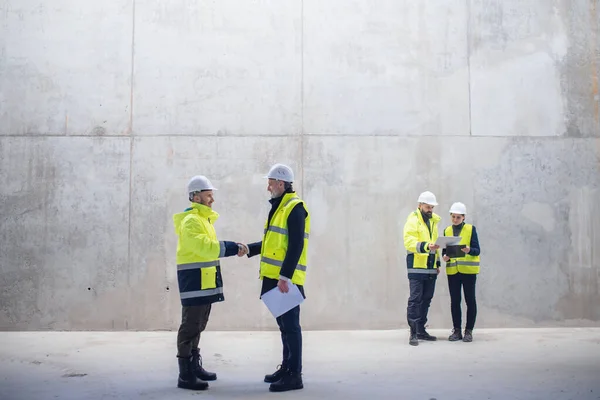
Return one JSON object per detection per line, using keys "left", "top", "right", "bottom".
{"left": 434, "top": 236, "right": 462, "bottom": 248}
{"left": 261, "top": 283, "right": 304, "bottom": 318}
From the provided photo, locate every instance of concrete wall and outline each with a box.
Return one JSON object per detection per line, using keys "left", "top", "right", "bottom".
{"left": 1, "top": 0, "right": 599, "bottom": 331}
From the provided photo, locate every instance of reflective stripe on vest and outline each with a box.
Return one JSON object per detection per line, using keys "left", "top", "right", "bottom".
{"left": 264, "top": 226, "right": 310, "bottom": 239}
{"left": 407, "top": 268, "right": 438, "bottom": 274}
{"left": 261, "top": 256, "right": 307, "bottom": 272}
{"left": 177, "top": 261, "right": 221, "bottom": 271}
{"left": 180, "top": 287, "right": 224, "bottom": 300}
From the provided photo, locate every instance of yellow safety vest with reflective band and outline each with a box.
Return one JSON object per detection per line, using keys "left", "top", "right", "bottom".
{"left": 403, "top": 209, "right": 441, "bottom": 276}
{"left": 260, "top": 193, "right": 310, "bottom": 285}
{"left": 444, "top": 224, "right": 480, "bottom": 275}
{"left": 173, "top": 202, "right": 225, "bottom": 306}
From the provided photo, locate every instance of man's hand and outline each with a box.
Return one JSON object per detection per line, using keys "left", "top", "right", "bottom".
{"left": 436, "top": 268, "right": 440, "bottom": 275}
{"left": 461, "top": 246, "right": 471, "bottom": 254}
{"left": 429, "top": 244, "right": 440, "bottom": 251}
{"left": 277, "top": 279, "right": 289, "bottom": 293}
{"left": 443, "top": 255, "right": 450, "bottom": 262}
{"left": 237, "top": 243, "right": 249, "bottom": 257}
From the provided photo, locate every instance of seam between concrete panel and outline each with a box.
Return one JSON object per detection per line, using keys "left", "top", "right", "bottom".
{"left": 591, "top": 0, "right": 599, "bottom": 130}
{"left": 127, "top": 137, "right": 134, "bottom": 289}
{"left": 2, "top": 134, "right": 594, "bottom": 139}
{"left": 129, "top": 0, "right": 136, "bottom": 134}
{"left": 466, "top": 0, "right": 473, "bottom": 137}
{"left": 301, "top": 0, "right": 304, "bottom": 136}
{"left": 127, "top": 0, "right": 136, "bottom": 290}
{"left": 300, "top": 0, "right": 305, "bottom": 196}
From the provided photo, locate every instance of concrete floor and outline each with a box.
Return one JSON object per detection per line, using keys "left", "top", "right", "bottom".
{"left": 1, "top": 328, "right": 599, "bottom": 400}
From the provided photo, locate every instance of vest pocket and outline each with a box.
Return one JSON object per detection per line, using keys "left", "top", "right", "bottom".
{"left": 201, "top": 266, "right": 217, "bottom": 290}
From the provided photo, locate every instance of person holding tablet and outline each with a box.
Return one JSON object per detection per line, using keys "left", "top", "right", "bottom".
{"left": 442, "top": 202, "right": 481, "bottom": 342}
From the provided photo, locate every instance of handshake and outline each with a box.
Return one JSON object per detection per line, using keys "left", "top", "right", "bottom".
{"left": 236, "top": 243, "right": 249, "bottom": 257}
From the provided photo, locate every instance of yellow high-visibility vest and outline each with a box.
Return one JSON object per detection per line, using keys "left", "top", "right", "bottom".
{"left": 260, "top": 193, "right": 310, "bottom": 285}
{"left": 444, "top": 224, "right": 480, "bottom": 275}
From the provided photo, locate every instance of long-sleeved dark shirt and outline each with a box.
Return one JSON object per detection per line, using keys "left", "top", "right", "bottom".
{"left": 247, "top": 189, "right": 307, "bottom": 298}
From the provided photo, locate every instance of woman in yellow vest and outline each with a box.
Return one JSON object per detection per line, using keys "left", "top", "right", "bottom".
{"left": 442, "top": 202, "right": 481, "bottom": 342}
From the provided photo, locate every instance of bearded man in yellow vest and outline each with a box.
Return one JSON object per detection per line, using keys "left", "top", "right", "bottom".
{"left": 173, "top": 175, "right": 246, "bottom": 391}
{"left": 403, "top": 191, "right": 442, "bottom": 346}
{"left": 442, "top": 202, "right": 481, "bottom": 343}
{"left": 243, "top": 163, "right": 310, "bottom": 393}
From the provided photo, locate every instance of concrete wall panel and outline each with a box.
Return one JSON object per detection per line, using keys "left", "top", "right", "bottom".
{"left": 0, "top": 0, "right": 133, "bottom": 136}
{"left": 557, "top": 0, "right": 600, "bottom": 138}
{"left": 0, "top": 137, "right": 130, "bottom": 330}
{"left": 303, "top": 0, "right": 470, "bottom": 136}
{"left": 133, "top": 0, "right": 302, "bottom": 136}
{"left": 472, "top": 137, "right": 600, "bottom": 325}
{"left": 470, "top": 0, "right": 600, "bottom": 137}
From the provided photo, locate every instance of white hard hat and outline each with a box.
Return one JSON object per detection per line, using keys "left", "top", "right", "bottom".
{"left": 417, "top": 191, "right": 438, "bottom": 206}
{"left": 449, "top": 202, "right": 467, "bottom": 215}
{"left": 187, "top": 175, "right": 217, "bottom": 193}
{"left": 265, "top": 163, "right": 294, "bottom": 182}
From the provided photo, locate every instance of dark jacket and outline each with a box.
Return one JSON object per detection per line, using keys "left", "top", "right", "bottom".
{"left": 247, "top": 189, "right": 307, "bottom": 298}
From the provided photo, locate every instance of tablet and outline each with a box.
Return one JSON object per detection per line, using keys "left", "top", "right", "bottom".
{"left": 446, "top": 245, "right": 466, "bottom": 258}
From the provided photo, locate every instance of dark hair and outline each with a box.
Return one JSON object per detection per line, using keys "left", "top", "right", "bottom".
{"left": 284, "top": 182, "right": 293, "bottom": 191}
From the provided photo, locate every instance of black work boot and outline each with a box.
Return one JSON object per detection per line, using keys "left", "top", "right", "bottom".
{"left": 177, "top": 356, "right": 209, "bottom": 390}
{"left": 463, "top": 329, "right": 473, "bottom": 342}
{"left": 269, "top": 370, "right": 303, "bottom": 392}
{"left": 409, "top": 324, "right": 419, "bottom": 346}
{"left": 264, "top": 364, "right": 287, "bottom": 383}
{"left": 448, "top": 328, "right": 463, "bottom": 342}
{"left": 191, "top": 349, "right": 217, "bottom": 381}
{"left": 417, "top": 328, "right": 437, "bottom": 341}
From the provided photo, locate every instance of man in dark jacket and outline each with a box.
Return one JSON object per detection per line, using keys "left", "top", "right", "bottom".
{"left": 242, "top": 163, "right": 310, "bottom": 393}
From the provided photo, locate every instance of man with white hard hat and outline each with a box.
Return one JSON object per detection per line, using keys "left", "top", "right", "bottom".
{"left": 172, "top": 175, "right": 247, "bottom": 391}
{"left": 442, "top": 202, "right": 481, "bottom": 343}
{"left": 403, "top": 191, "right": 442, "bottom": 346}
{"left": 242, "top": 163, "right": 310, "bottom": 393}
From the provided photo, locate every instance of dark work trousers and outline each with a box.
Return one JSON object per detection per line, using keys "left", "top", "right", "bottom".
{"left": 407, "top": 278, "right": 437, "bottom": 331}
{"left": 276, "top": 305, "right": 302, "bottom": 373}
{"left": 448, "top": 273, "right": 477, "bottom": 330}
{"left": 176, "top": 304, "right": 212, "bottom": 358}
